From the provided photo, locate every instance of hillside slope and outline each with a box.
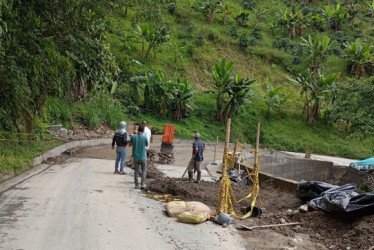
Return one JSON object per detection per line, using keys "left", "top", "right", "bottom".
{"left": 106, "top": 0, "right": 374, "bottom": 158}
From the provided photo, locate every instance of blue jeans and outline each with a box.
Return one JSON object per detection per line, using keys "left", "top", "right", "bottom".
{"left": 115, "top": 147, "right": 127, "bottom": 173}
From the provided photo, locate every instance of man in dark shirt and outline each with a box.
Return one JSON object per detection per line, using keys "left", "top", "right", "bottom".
{"left": 112, "top": 121, "right": 128, "bottom": 175}
{"left": 188, "top": 133, "right": 206, "bottom": 183}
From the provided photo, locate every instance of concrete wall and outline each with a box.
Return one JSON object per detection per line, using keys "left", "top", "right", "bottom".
{"left": 260, "top": 154, "right": 334, "bottom": 182}
{"left": 258, "top": 154, "right": 363, "bottom": 185}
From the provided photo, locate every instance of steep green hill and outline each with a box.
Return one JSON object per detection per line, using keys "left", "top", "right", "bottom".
{"left": 104, "top": 0, "right": 374, "bottom": 158}
{"left": 1, "top": 0, "right": 374, "bottom": 178}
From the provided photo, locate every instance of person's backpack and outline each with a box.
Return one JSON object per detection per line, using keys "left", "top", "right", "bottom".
{"left": 115, "top": 132, "right": 128, "bottom": 146}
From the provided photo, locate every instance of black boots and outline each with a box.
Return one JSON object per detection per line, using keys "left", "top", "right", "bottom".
{"left": 188, "top": 171, "right": 194, "bottom": 182}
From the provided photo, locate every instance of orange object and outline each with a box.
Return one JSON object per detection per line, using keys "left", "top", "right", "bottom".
{"left": 162, "top": 124, "right": 175, "bottom": 145}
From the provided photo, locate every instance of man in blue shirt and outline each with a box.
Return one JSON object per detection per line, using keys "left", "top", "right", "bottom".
{"left": 129, "top": 125, "right": 149, "bottom": 189}
{"left": 188, "top": 133, "right": 206, "bottom": 183}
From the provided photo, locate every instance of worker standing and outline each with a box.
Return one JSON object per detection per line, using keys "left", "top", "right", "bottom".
{"left": 129, "top": 125, "right": 149, "bottom": 189}
{"left": 188, "top": 133, "right": 206, "bottom": 183}
{"left": 141, "top": 120, "right": 151, "bottom": 149}
{"left": 111, "top": 121, "right": 128, "bottom": 175}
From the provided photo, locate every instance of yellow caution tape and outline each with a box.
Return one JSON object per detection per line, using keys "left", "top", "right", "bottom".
{"left": 142, "top": 193, "right": 180, "bottom": 202}
{"left": 215, "top": 140, "right": 262, "bottom": 219}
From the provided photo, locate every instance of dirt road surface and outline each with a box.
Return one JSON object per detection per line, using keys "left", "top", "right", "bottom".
{"left": 0, "top": 155, "right": 247, "bottom": 250}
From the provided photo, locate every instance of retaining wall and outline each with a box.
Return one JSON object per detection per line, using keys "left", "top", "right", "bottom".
{"left": 260, "top": 155, "right": 333, "bottom": 182}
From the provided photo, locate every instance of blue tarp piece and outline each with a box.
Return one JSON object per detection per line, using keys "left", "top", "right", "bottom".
{"left": 350, "top": 157, "right": 374, "bottom": 171}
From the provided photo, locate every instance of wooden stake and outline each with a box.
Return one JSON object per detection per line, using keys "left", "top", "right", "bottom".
{"left": 254, "top": 122, "right": 260, "bottom": 168}
{"left": 223, "top": 119, "right": 231, "bottom": 173}
{"left": 213, "top": 136, "right": 218, "bottom": 164}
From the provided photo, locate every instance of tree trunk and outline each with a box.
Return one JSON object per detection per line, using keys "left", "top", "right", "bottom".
{"left": 145, "top": 40, "right": 156, "bottom": 59}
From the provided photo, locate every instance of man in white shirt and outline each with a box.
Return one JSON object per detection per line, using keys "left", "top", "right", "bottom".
{"left": 141, "top": 120, "right": 151, "bottom": 149}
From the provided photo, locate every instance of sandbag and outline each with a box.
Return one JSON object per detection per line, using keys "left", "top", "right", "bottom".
{"left": 165, "top": 201, "right": 211, "bottom": 218}
{"left": 176, "top": 211, "right": 208, "bottom": 224}
{"left": 185, "top": 201, "right": 211, "bottom": 218}
{"left": 165, "top": 201, "right": 187, "bottom": 217}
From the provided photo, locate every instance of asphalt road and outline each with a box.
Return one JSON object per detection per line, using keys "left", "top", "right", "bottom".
{"left": 0, "top": 157, "right": 247, "bottom": 250}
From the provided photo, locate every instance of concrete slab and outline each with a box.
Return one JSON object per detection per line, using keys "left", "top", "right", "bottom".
{"left": 281, "top": 151, "right": 359, "bottom": 167}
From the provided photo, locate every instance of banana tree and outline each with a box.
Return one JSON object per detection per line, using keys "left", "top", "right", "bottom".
{"left": 301, "top": 35, "right": 334, "bottom": 72}
{"left": 307, "top": 71, "right": 340, "bottom": 123}
{"left": 170, "top": 79, "right": 194, "bottom": 121}
{"left": 169, "top": 40, "right": 186, "bottom": 64}
{"left": 264, "top": 84, "right": 289, "bottom": 120}
{"left": 289, "top": 70, "right": 314, "bottom": 117}
{"left": 133, "top": 24, "right": 151, "bottom": 58}
{"left": 222, "top": 72, "right": 256, "bottom": 119}
{"left": 144, "top": 71, "right": 173, "bottom": 115}
{"left": 211, "top": 59, "right": 256, "bottom": 121}
{"left": 344, "top": 38, "right": 373, "bottom": 78}
{"left": 133, "top": 23, "right": 170, "bottom": 59}
{"left": 345, "top": 2, "right": 363, "bottom": 28}
{"left": 323, "top": 4, "right": 347, "bottom": 31}
{"left": 290, "top": 69, "right": 340, "bottom": 123}
{"left": 278, "top": 8, "right": 308, "bottom": 38}
{"left": 144, "top": 24, "right": 170, "bottom": 59}
{"left": 219, "top": 1, "right": 233, "bottom": 25}
{"left": 211, "top": 58, "right": 234, "bottom": 121}
{"left": 200, "top": 0, "right": 221, "bottom": 24}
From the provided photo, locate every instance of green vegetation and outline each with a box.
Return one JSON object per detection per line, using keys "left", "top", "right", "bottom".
{"left": 1, "top": 0, "right": 374, "bottom": 177}
{"left": 0, "top": 139, "right": 61, "bottom": 179}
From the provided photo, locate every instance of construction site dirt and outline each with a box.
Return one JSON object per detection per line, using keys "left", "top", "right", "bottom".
{"left": 74, "top": 138, "right": 374, "bottom": 250}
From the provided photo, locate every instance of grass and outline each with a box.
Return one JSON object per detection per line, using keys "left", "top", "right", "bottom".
{"left": 0, "top": 139, "right": 61, "bottom": 180}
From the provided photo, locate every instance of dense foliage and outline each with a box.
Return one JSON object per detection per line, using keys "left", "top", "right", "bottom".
{"left": 1, "top": 0, "right": 374, "bottom": 177}
{"left": 0, "top": 0, "right": 120, "bottom": 133}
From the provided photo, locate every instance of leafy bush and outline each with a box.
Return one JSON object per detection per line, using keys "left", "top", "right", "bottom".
{"left": 252, "top": 26, "right": 262, "bottom": 40}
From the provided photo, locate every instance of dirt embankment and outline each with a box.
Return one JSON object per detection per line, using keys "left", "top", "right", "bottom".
{"left": 146, "top": 177, "right": 374, "bottom": 250}
{"left": 65, "top": 126, "right": 373, "bottom": 250}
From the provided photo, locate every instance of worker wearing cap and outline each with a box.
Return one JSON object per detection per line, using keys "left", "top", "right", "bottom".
{"left": 188, "top": 133, "right": 206, "bottom": 183}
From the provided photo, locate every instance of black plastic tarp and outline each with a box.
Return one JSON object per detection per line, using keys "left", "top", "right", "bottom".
{"left": 297, "top": 180, "right": 374, "bottom": 213}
